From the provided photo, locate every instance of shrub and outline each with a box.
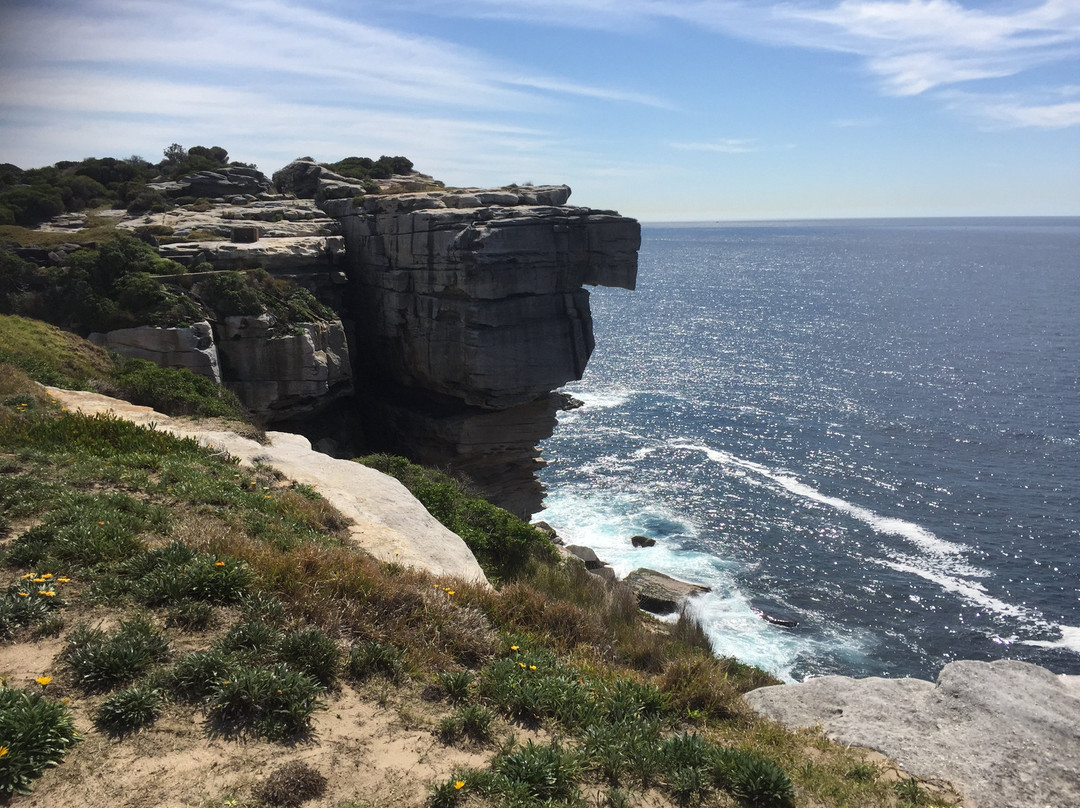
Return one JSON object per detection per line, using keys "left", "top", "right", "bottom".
{"left": 95, "top": 685, "right": 161, "bottom": 735}
{"left": 0, "top": 185, "right": 64, "bottom": 226}
{"left": 346, "top": 640, "right": 403, "bottom": 682}
{"left": 493, "top": 740, "right": 582, "bottom": 802}
{"left": 165, "top": 648, "right": 237, "bottom": 701}
{"left": 277, "top": 628, "right": 340, "bottom": 687}
{"left": 0, "top": 685, "right": 79, "bottom": 796}
{"left": 62, "top": 616, "right": 170, "bottom": 691}
{"left": 164, "top": 601, "right": 217, "bottom": 631}
{"left": 438, "top": 670, "right": 473, "bottom": 703}
{"left": 357, "top": 455, "right": 555, "bottom": 581}
{"left": 713, "top": 748, "right": 795, "bottom": 808}
{"left": 109, "top": 358, "right": 247, "bottom": 419}
{"left": 255, "top": 760, "right": 327, "bottom": 807}
{"left": 215, "top": 619, "right": 282, "bottom": 660}
{"left": 207, "top": 663, "right": 324, "bottom": 740}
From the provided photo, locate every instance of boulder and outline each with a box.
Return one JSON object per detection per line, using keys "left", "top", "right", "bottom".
{"left": 623, "top": 568, "right": 710, "bottom": 615}
{"left": 88, "top": 322, "right": 221, "bottom": 383}
{"left": 744, "top": 659, "right": 1080, "bottom": 808}
{"left": 156, "top": 167, "right": 273, "bottom": 199}
{"left": 532, "top": 521, "right": 561, "bottom": 544}
{"left": 564, "top": 544, "right": 605, "bottom": 570}
{"left": 630, "top": 535, "right": 656, "bottom": 548}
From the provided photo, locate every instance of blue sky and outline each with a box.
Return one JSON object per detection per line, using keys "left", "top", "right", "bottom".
{"left": 1, "top": 0, "right": 1078, "bottom": 220}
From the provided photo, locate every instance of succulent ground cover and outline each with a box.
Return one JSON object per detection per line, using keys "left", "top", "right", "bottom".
{"left": 0, "top": 339, "right": 961, "bottom": 807}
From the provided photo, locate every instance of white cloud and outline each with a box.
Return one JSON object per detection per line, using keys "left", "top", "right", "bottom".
{"left": 407, "top": 0, "right": 1080, "bottom": 123}
{"left": 670, "top": 138, "right": 757, "bottom": 153}
{"left": 942, "top": 87, "right": 1080, "bottom": 129}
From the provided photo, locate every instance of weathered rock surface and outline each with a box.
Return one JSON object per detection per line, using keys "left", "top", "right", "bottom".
{"left": 623, "top": 568, "right": 711, "bottom": 615}
{"left": 150, "top": 166, "right": 273, "bottom": 199}
{"left": 89, "top": 322, "right": 221, "bottom": 382}
{"left": 214, "top": 315, "right": 352, "bottom": 418}
{"left": 564, "top": 544, "right": 605, "bottom": 570}
{"left": 339, "top": 185, "right": 639, "bottom": 516}
{"left": 744, "top": 659, "right": 1080, "bottom": 808}
{"left": 45, "top": 387, "right": 488, "bottom": 585}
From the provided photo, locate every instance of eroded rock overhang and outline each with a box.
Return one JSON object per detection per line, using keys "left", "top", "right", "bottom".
{"left": 334, "top": 185, "right": 640, "bottom": 517}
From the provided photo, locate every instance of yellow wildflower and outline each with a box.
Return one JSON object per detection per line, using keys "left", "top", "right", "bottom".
{"left": 17, "top": 592, "right": 28, "bottom": 598}
{"left": 40, "top": 573, "right": 53, "bottom": 579}
{"left": 454, "top": 781, "right": 465, "bottom": 790}
{"left": 519, "top": 663, "right": 526, "bottom": 669}
{"left": 529, "top": 665, "right": 537, "bottom": 671}
{"left": 57, "top": 577, "right": 71, "bottom": 583}
{"left": 97, "top": 521, "right": 104, "bottom": 525}
{"left": 445, "top": 590, "right": 455, "bottom": 596}
{"left": 39, "top": 590, "right": 56, "bottom": 597}
{"left": 215, "top": 561, "right": 226, "bottom": 567}
{"left": 36, "top": 675, "right": 53, "bottom": 686}
{"left": 0, "top": 746, "right": 7, "bottom": 758}
{"left": 20, "top": 573, "right": 34, "bottom": 579}
{"left": 33, "top": 577, "right": 46, "bottom": 583}
{"left": 510, "top": 645, "right": 519, "bottom": 651}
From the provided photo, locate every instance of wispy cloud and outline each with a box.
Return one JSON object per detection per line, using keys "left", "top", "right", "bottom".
{"left": 410, "top": 0, "right": 1080, "bottom": 127}
{"left": 941, "top": 86, "right": 1080, "bottom": 129}
{"left": 670, "top": 138, "right": 758, "bottom": 153}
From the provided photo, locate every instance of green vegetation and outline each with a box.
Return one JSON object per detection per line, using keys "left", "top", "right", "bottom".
{"left": 0, "top": 684, "right": 79, "bottom": 797}
{"left": 325, "top": 154, "right": 413, "bottom": 182}
{"left": 358, "top": 454, "right": 558, "bottom": 582}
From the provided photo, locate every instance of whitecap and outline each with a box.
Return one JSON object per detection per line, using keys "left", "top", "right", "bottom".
{"left": 1019, "top": 625, "right": 1080, "bottom": 654}
{"left": 672, "top": 442, "right": 967, "bottom": 557}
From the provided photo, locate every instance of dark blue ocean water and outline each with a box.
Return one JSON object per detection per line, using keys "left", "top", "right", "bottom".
{"left": 535, "top": 218, "right": 1080, "bottom": 682}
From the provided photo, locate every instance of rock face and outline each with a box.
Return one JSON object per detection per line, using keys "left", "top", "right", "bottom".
{"left": 214, "top": 315, "right": 352, "bottom": 419}
{"left": 623, "top": 568, "right": 711, "bottom": 615}
{"left": 744, "top": 659, "right": 1080, "bottom": 808}
{"left": 89, "top": 322, "right": 221, "bottom": 382}
{"left": 335, "top": 183, "right": 639, "bottom": 516}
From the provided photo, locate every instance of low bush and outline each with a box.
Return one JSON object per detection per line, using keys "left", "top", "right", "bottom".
{"left": 62, "top": 616, "right": 170, "bottom": 691}
{"left": 207, "top": 663, "right": 324, "bottom": 740}
{"left": 0, "top": 685, "right": 79, "bottom": 797}
{"left": 94, "top": 685, "right": 162, "bottom": 735}
{"left": 109, "top": 358, "right": 247, "bottom": 419}
{"left": 357, "top": 455, "right": 556, "bottom": 581}
{"left": 278, "top": 628, "right": 340, "bottom": 687}
{"left": 346, "top": 640, "right": 403, "bottom": 682}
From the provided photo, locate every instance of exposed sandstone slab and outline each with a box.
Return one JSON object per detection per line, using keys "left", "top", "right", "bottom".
{"left": 744, "top": 659, "right": 1080, "bottom": 808}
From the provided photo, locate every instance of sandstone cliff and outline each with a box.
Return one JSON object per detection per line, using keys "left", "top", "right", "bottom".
{"left": 86, "top": 159, "right": 640, "bottom": 517}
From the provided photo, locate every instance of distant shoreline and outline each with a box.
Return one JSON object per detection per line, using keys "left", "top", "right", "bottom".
{"left": 639, "top": 215, "right": 1080, "bottom": 228}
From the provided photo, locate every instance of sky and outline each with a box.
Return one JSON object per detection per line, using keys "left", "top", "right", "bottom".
{"left": 1, "top": 0, "right": 1078, "bottom": 221}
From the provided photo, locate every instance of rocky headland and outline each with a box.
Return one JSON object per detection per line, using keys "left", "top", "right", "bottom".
{"left": 70, "top": 159, "right": 639, "bottom": 518}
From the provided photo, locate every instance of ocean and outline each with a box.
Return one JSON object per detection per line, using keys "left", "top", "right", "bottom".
{"left": 534, "top": 218, "right": 1080, "bottom": 682}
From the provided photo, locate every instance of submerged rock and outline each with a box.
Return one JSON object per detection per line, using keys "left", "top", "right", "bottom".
{"left": 630, "top": 535, "right": 656, "bottom": 548}
{"left": 744, "top": 659, "right": 1080, "bottom": 808}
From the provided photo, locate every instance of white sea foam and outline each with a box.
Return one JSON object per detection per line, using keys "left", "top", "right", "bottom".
{"left": 674, "top": 442, "right": 968, "bottom": 557}
{"left": 538, "top": 486, "right": 874, "bottom": 681}
{"left": 877, "top": 557, "right": 1029, "bottom": 621}
{"left": 568, "top": 389, "right": 632, "bottom": 410}
{"left": 1019, "top": 625, "right": 1080, "bottom": 654}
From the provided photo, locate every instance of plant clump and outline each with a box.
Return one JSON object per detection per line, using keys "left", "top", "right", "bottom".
{"left": 254, "top": 760, "right": 328, "bottom": 807}
{"left": 0, "top": 685, "right": 79, "bottom": 797}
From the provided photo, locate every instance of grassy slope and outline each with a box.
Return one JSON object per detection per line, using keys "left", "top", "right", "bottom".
{"left": 0, "top": 322, "right": 962, "bottom": 808}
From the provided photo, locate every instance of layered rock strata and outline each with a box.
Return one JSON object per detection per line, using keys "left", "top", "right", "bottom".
{"left": 334, "top": 184, "right": 640, "bottom": 517}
